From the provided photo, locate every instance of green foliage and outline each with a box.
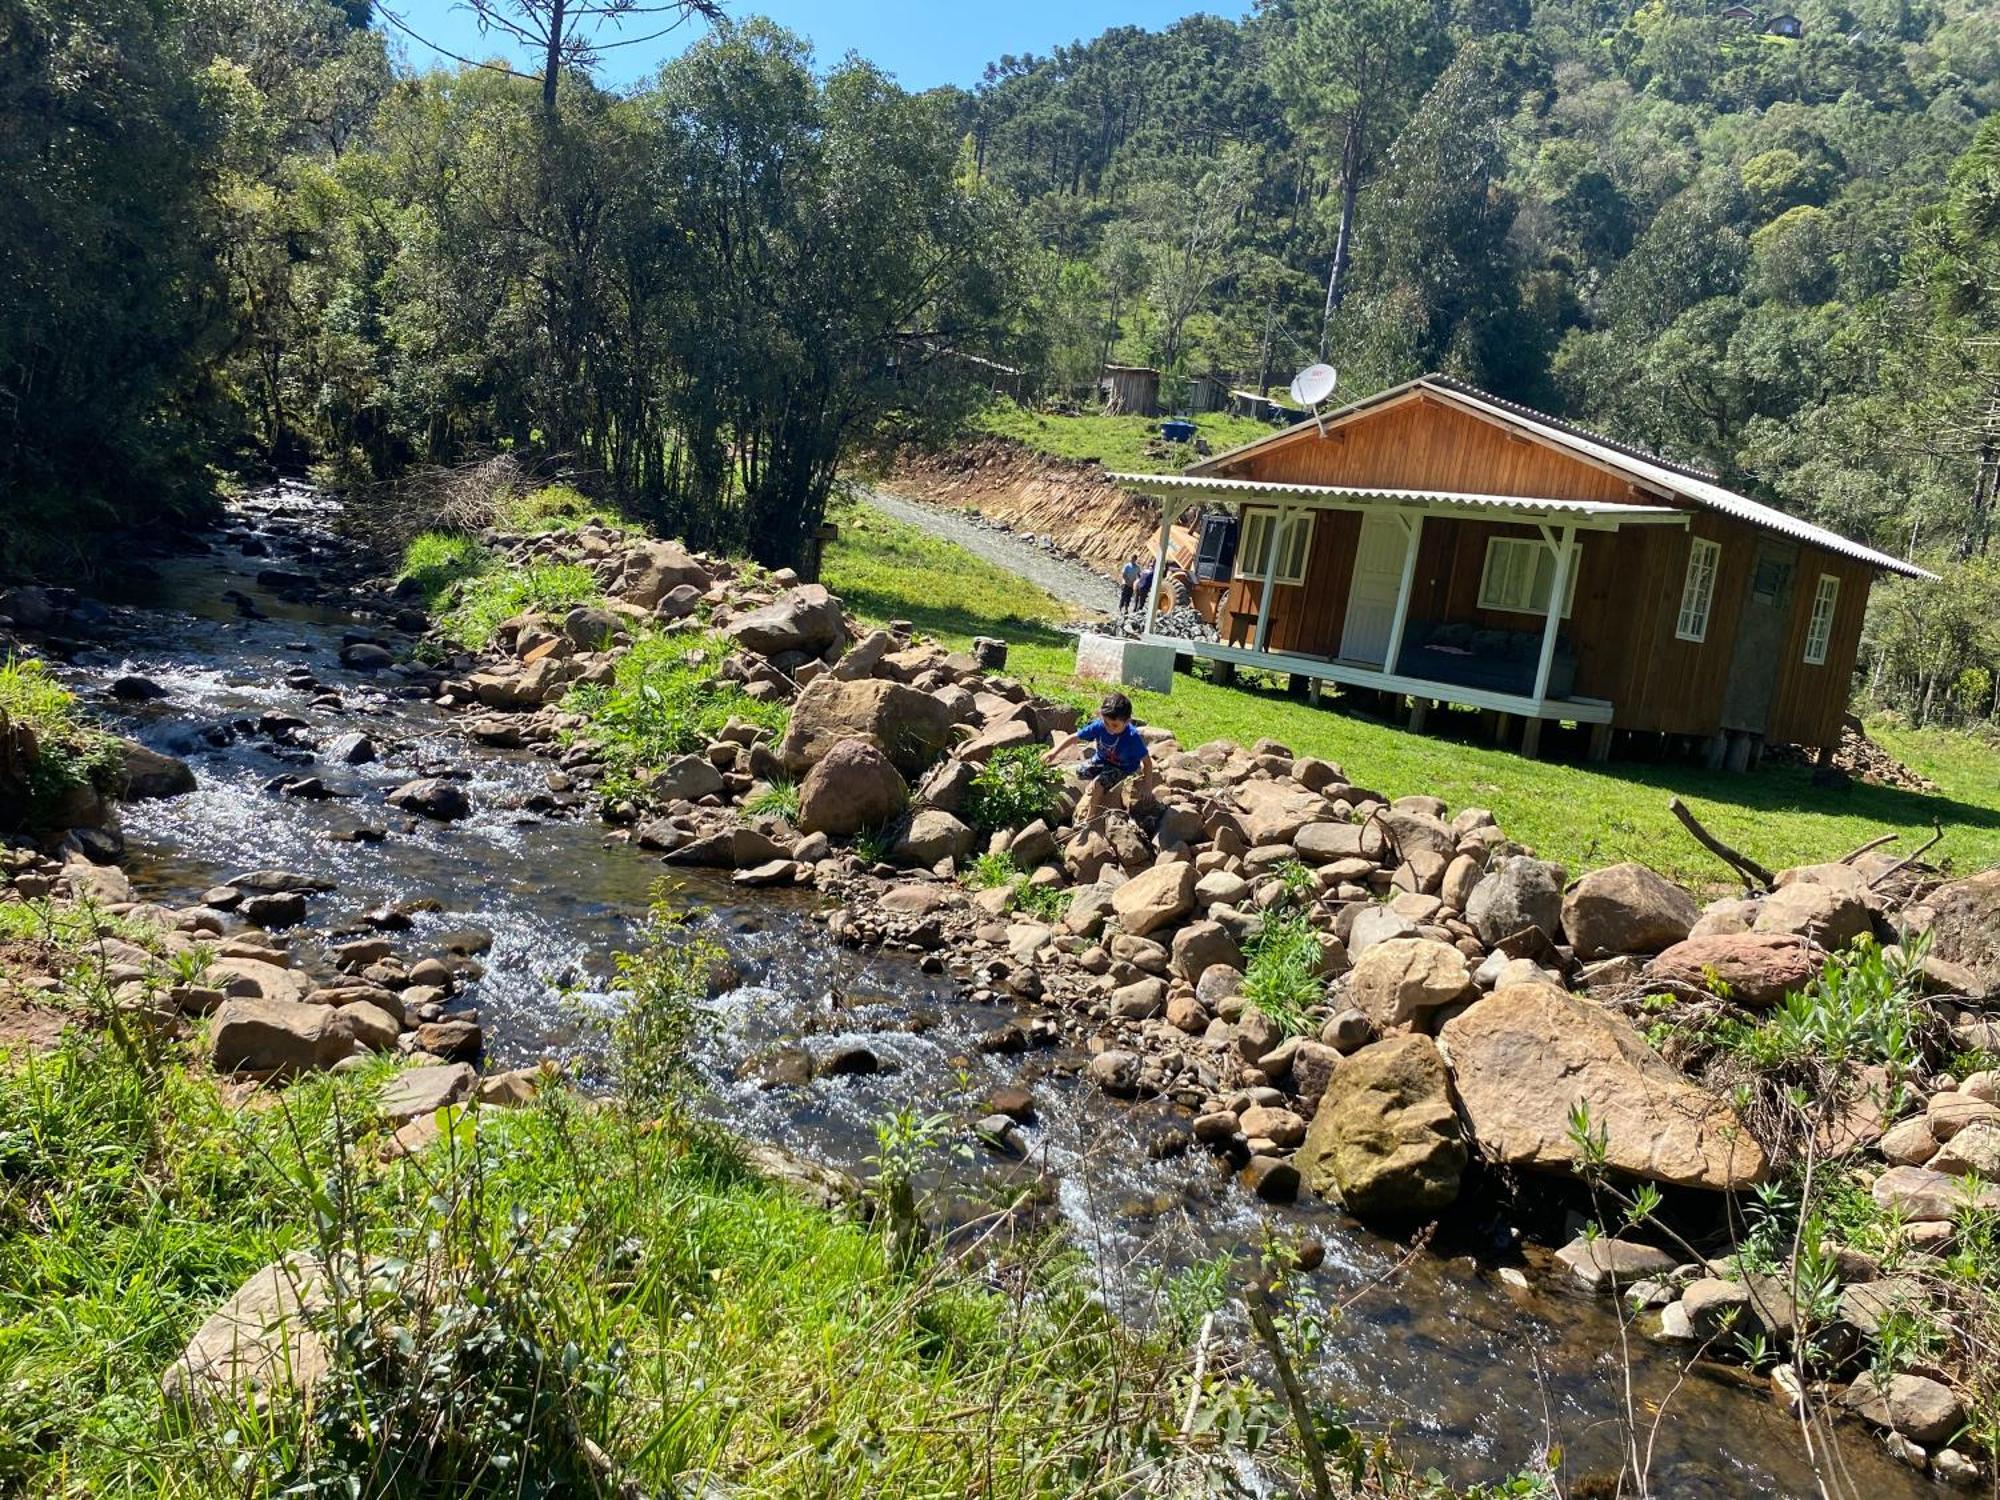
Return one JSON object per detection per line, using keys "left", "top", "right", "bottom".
{"left": 1241, "top": 908, "right": 1325, "bottom": 1037}
{"left": 0, "top": 1023, "right": 1206, "bottom": 1498}
{"left": 1013, "top": 881, "right": 1072, "bottom": 924}
{"left": 441, "top": 562, "right": 602, "bottom": 649}
{"left": 742, "top": 778, "right": 800, "bottom": 821}
{"left": 966, "top": 745, "right": 1068, "bottom": 834}
{"left": 1720, "top": 935, "right": 1927, "bottom": 1074}
{"left": 396, "top": 531, "right": 491, "bottom": 606}
{"left": 493, "top": 483, "right": 624, "bottom": 534}
{"left": 606, "top": 885, "right": 725, "bottom": 1111}
{"left": 963, "top": 850, "right": 1021, "bottom": 891}
{"left": 973, "top": 399, "right": 1272, "bottom": 473}
{"left": 567, "top": 633, "right": 787, "bottom": 803}
{"left": 0, "top": 656, "right": 125, "bottom": 821}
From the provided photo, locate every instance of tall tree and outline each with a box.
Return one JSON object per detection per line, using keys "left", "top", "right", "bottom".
{"left": 1266, "top": 0, "right": 1452, "bottom": 358}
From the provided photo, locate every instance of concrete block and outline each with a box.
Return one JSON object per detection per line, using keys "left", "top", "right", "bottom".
{"left": 1075, "top": 633, "right": 1176, "bottom": 694}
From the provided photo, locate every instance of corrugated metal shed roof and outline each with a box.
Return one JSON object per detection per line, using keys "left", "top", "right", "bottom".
{"left": 1184, "top": 374, "right": 1937, "bottom": 580}
{"left": 1107, "top": 472, "right": 1688, "bottom": 527}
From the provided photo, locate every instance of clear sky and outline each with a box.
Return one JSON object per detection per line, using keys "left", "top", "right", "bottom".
{"left": 373, "top": 0, "right": 1227, "bottom": 93}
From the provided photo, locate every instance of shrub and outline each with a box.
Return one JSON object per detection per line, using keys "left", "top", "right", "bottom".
{"left": 966, "top": 745, "right": 1067, "bottom": 833}
{"left": 396, "top": 531, "right": 490, "bottom": 606}
{"left": 608, "top": 885, "right": 727, "bottom": 1111}
{"left": 566, "top": 634, "right": 788, "bottom": 800}
{"left": 442, "top": 562, "right": 603, "bottom": 649}
{"left": 1241, "top": 908, "right": 1325, "bottom": 1036}
{"left": 0, "top": 655, "right": 124, "bottom": 819}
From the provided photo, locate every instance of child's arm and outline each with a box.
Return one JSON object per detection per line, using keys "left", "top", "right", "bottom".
{"left": 1045, "top": 730, "right": 1082, "bottom": 761}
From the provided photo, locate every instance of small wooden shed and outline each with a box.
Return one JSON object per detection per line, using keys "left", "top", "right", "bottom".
{"left": 1113, "top": 374, "right": 1932, "bottom": 765}
{"left": 1101, "top": 365, "right": 1160, "bottom": 417}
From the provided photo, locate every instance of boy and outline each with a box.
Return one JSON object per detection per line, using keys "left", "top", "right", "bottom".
{"left": 1047, "top": 690, "right": 1154, "bottom": 822}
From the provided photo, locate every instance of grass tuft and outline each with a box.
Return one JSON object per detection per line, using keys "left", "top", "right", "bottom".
{"left": 396, "top": 531, "right": 490, "bottom": 606}
{"left": 442, "top": 562, "right": 603, "bottom": 649}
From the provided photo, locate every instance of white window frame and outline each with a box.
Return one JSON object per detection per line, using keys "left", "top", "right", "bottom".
{"left": 1476, "top": 535, "right": 1580, "bottom": 618}
{"left": 1803, "top": 573, "right": 1839, "bottom": 665}
{"left": 1238, "top": 507, "right": 1313, "bottom": 587}
{"left": 1676, "top": 537, "right": 1721, "bottom": 643}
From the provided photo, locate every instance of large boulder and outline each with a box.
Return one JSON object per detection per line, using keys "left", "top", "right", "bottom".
{"left": 727, "top": 584, "right": 845, "bottom": 659}
{"left": 377, "top": 1061, "right": 478, "bottom": 1126}
{"left": 1644, "top": 931, "right": 1819, "bottom": 1008}
{"left": 1911, "top": 868, "right": 2000, "bottom": 996}
{"left": 617, "top": 540, "right": 712, "bottom": 608}
{"left": 778, "top": 677, "right": 956, "bottom": 776}
{"left": 1438, "top": 983, "right": 1767, "bottom": 1190}
{"left": 891, "top": 809, "right": 975, "bottom": 866}
{"left": 1839, "top": 1372, "right": 1967, "bottom": 1447}
{"left": 1754, "top": 881, "right": 1872, "bottom": 951}
{"left": 1560, "top": 863, "right": 1698, "bottom": 958}
{"left": 1233, "top": 780, "right": 1331, "bottom": 846}
{"left": 1346, "top": 937, "right": 1474, "bottom": 1031}
{"left": 1110, "top": 861, "right": 1197, "bottom": 939}
{"left": 161, "top": 1252, "right": 333, "bottom": 1409}
{"left": 796, "top": 738, "right": 908, "bottom": 837}
{"left": 210, "top": 996, "right": 355, "bottom": 1076}
{"left": 1296, "top": 1035, "right": 1466, "bottom": 1218}
{"left": 1465, "top": 856, "right": 1566, "bottom": 946}
{"left": 116, "top": 738, "right": 196, "bottom": 801}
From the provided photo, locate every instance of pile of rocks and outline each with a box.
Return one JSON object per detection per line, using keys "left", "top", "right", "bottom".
{"left": 0, "top": 846, "right": 530, "bottom": 1117}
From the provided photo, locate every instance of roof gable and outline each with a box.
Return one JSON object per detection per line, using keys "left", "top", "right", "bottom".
{"left": 1190, "top": 374, "right": 1933, "bottom": 579}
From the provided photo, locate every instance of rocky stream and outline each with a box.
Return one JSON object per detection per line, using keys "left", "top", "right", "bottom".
{"left": 5, "top": 486, "right": 1970, "bottom": 1499}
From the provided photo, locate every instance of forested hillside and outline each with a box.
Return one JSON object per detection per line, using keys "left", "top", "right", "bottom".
{"left": 951, "top": 0, "right": 2000, "bottom": 720}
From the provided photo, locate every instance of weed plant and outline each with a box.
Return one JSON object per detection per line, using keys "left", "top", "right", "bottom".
{"left": 395, "top": 532, "right": 489, "bottom": 605}
{"left": 967, "top": 745, "right": 1068, "bottom": 833}
{"left": 1241, "top": 908, "right": 1325, "bottom": 1036}
{"left": 565, "top": 634, "right": 787, "bottom": 801}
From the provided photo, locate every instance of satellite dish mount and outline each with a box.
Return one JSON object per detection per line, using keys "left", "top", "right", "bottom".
{"left": 1289, "top": 363, "right": 1339, "bottom": 434}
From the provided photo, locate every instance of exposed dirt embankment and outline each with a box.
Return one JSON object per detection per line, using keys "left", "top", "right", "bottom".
{"left": 882, "top": 439, "right": 1164, "bottom": 574}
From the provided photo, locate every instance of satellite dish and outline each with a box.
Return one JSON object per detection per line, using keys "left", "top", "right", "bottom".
{"left": 1290, "top": 363, "right": 1338, "bottom": 409}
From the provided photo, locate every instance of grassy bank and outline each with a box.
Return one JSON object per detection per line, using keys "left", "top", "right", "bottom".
{"left": 0, "top": 1022, "right": 1198, "bottom": 1497}
{"left": 0, "top": 656, "right": 124, "bottom": 826}
{"left": 823, "top": 500, "right": 2000, "bottom": 891}
{"left": 974, "top": 397, "right": 1275, "bottom": 473}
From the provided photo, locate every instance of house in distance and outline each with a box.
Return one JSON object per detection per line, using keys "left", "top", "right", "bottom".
{"left": 1111, "top": 374, "right": 1932, "bottom": 768}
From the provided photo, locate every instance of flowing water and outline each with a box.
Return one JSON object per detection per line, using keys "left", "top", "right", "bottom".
{"left": 60, "top": 489, "right": 1923, "bottom": 1499}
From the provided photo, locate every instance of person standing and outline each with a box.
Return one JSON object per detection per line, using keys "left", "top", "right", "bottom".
{"left": 1118, "top": 555, "right": 1140, "bottom": 614}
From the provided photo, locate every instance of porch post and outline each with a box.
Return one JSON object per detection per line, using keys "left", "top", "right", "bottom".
{"left": 1141, "top": 497, "right": 1177, "bottom": 637}
{"left": 1379, "top": 511, "right": 1423, "bottom": 676}
{"left": 1530, "top": 524, "right": 1576, "bottom": 705}
{"left": 1253, "top": 505, "right": 1288, "bottom": 651}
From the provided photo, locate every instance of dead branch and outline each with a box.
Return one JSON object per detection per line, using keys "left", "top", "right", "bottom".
{"left": 1667, "top": 797, "right": 1775, "bottom": 892}
{"left": 1835, "top": 832, "right": 1897, "bottom": 865}
{"left": 1869, "top": 819, "right": 1945, "bottom": 890}
{"left": 1244, "top": 1284, "right": 1333, "bottom": 1500}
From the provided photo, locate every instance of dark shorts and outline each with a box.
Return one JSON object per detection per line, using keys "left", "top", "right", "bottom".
{"left": 1078, "top": 754, "right": 1134, "bottom": 787}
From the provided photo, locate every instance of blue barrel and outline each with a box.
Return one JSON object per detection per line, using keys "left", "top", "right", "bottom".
{"left": 1160, "top": 418, "right": 1197, "bottom": 443}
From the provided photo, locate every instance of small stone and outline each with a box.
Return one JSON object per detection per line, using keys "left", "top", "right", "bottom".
{"left": 1553, "top": 1235, "right": 1676, "bottom": 1292}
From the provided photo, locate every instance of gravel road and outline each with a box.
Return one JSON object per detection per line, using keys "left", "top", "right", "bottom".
{"left": 858, "top": 486, "right": 1119, "bottom": 617}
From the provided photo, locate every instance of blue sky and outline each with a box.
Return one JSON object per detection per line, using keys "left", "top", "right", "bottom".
{"left": 374, "top": 0, "right": 1223, "bottom": 92}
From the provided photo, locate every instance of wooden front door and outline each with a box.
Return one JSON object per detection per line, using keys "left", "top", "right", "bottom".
{"left": 1339, "top": 512, "right": 1409, "bottom": 665}
{"left": 1722, "top": 537, "right": 1799, "bottom": 733}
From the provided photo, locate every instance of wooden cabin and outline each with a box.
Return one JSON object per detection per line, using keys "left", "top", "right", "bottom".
{"left": 1113, "top": 374, "right": 1932, "bottom": 765}
{"left": 1766, "top": 12, "right": 1803, "bottom": 36}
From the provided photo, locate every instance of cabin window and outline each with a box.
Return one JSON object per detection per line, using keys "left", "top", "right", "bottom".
{"left": 1803, "top": 573, "right": 1839, "bottom": 665}
{"left": 1477, "top": 536, "right": 1579, "bottom": 617}
{"left": 1238, "top": 508, "right": 1313, "bottom": 587}
{"left": 1676, "top": 538, "right": 1721, "bottom": 642}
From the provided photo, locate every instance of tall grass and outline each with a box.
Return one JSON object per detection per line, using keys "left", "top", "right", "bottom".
{"left": 442, "top": 562, "right": 603, "bottom": 649}
{"left": 396, "top": 531, "right": 490, "bottom": 606}
{"left": 493, "top": 483, "right": 627, "bottom": 534}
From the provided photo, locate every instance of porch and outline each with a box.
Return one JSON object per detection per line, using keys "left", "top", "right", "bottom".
{"left": 1109, "top": 471, "right": 1692, "bottom": 758}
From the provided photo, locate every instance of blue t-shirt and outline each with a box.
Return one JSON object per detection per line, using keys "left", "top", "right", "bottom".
{"left": 1078, "top": 718, "right": 1148, "bottom": 771}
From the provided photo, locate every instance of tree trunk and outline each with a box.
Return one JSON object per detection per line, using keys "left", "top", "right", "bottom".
{"left": 1318, "top": 120, "right": 1363, "bottom": 363}
{"left": 541, "top": 0, "right": 565, "bottom": 120}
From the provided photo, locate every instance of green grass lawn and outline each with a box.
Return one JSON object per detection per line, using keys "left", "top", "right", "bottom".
{"left": 972, "top": 397, "right": 1275, "bottom": 473}
{"left": 824, "top": 500, "right": 2000, "bottom": 893}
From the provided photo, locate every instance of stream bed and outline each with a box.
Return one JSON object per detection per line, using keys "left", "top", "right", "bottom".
{"left": 60, "top": 489, "right": 1925, "bottom": 1499}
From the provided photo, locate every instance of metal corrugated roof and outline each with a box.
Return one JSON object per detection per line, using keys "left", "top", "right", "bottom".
{"left": 1184, "top": 375, "right": 1937, "bottom": 580}
{"left": 1108, "top": 471, "right": 1690, "bottom": 527}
